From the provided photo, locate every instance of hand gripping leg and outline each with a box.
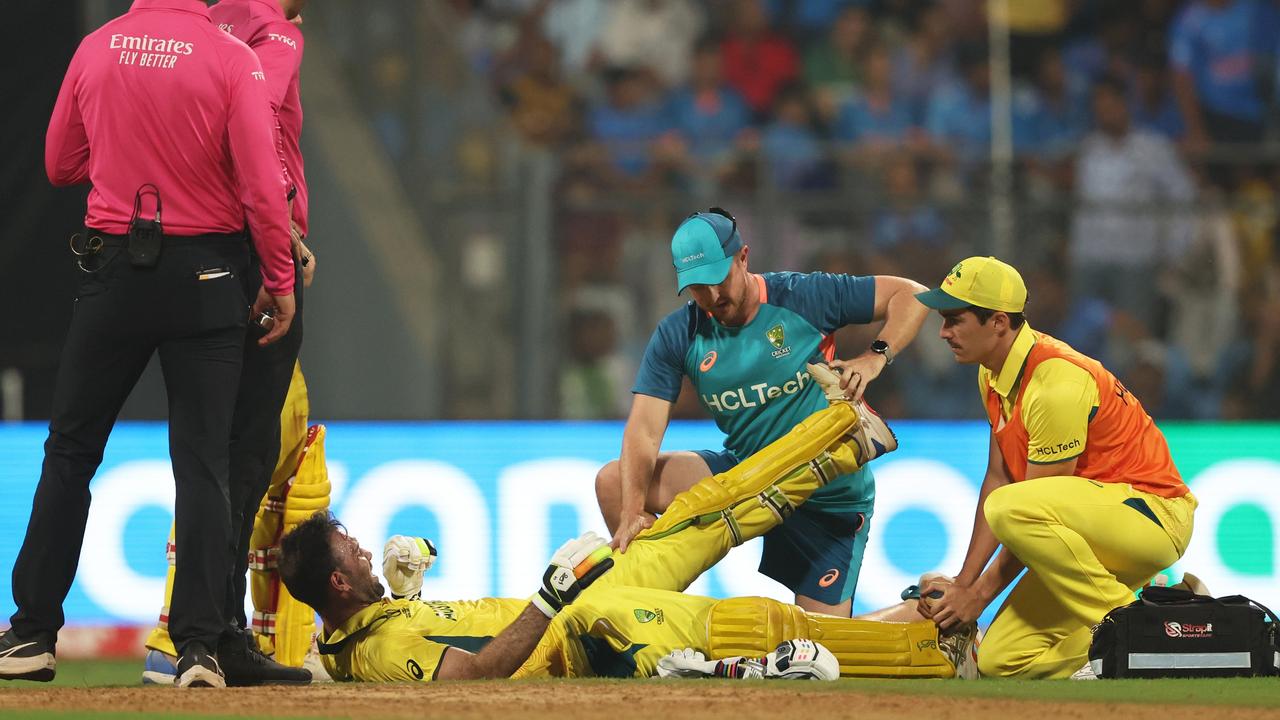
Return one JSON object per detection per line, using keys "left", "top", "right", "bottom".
{"left": 600, "top": 403, "right": 867, "bottom": 592}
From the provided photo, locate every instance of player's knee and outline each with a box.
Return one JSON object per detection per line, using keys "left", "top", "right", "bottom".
{"left": 982, "top": 485, "right": 1016, "bottom": 541}
{"left": 595, "top": 461, "right": 621, "bottom": 508}
{"left": 984, "top": 484, "right": 1053, "bottom": 543}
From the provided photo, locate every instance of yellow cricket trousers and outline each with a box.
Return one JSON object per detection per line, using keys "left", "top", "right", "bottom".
{"left": 979, "top": 476, "right": 1196, "bottom": 679}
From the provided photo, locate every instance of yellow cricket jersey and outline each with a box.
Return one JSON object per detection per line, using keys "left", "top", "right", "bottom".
{"left": 978, "top": 323, "right": 1099, "bottom": 465}
{"left": 978, "top": 324, "right": 1186, "bottom": 498}
{"left": 319, "top": 588, "right": 718, "bottom": 682}
{"left": 318, "top": 597, "right": 526, "bottom": 682}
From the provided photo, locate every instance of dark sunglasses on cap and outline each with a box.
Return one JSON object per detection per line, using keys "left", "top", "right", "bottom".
{"left": 686, "top": 206, "right": 738, "bottom": 247}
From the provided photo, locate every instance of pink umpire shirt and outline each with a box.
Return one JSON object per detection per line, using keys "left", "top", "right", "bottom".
{"left": 210, "top": 0, "right": 308, "bottom": 237}
{"left": 45, "top": 0, "right": 295, "bottom": 296}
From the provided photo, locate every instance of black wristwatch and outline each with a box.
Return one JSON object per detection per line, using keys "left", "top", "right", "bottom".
{"left": 870, "top": 339, "right": 893, "bottom": 365}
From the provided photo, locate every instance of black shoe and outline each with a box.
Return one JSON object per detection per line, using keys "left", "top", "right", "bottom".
{"left": 175, "top": 644, "right": 225, "bottom": 688}
{"left": 217, "top": 629, "right": 311, "bottom": 687}
{"left": 0, "top": 630, "right": 55, "bottom": 682}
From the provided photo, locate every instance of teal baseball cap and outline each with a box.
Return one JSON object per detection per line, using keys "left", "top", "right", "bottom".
{"left": 671, "top": 208, "right": 743, "bottom": 293}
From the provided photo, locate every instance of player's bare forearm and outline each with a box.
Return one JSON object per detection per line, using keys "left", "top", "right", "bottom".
{"left": 929, "top": 546, "right": 1023, "bottom": 630}
{"left": 956, "top": 436, "right": 1012, "bottom": 586}
{"left": 618, "top": 395, "right": 671, "bottom": 514}
{"left": 827, "top": 275, "right": 930, "bottom": 401}
{"left": 611, "top": 395, "right": 672, "bottom": 549}
{"left": 925, "top": 441, "right": 1017, "bottom": 630}
{"left": 870, "top": 275, "right": 931, "bottom": 354}
{"left": 436, "top": 605, "right": 550, "bottom": 680}
{"left": 973, "top": 547, "right": 1025, "bottom": 605}
{"left": 618, "top": 444, "right": 657, "bottom": 515}
{"left": 955, "top": 502, "right": 1001, "bottom": 587}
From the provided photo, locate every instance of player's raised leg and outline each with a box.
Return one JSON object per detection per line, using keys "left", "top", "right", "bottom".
{"left": 601, "top": 390, "right": 894, "bottom": 592}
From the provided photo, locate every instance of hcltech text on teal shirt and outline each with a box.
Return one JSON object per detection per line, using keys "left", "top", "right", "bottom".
{"left": 634, "top": 272, "right": 877, "bottom": 510}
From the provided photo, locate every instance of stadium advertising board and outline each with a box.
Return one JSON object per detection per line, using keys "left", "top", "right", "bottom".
{"left": 0, "top": 421, "right": 1275, "bottom": 627}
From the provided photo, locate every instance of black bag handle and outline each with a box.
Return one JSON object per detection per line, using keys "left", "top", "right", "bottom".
{"left": 1140, "top": 586, "right": 1280, "bottom": 626}
{"left": 1140, "top": 586, "right": 1215, "bottom": 606}
{"left": 1229, "top": 596, "right": 1280, "bottom": 627}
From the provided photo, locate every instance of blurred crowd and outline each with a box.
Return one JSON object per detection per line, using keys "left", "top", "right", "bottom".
{"left": 326, "top": 0, "right": 1280, "bottom": 421}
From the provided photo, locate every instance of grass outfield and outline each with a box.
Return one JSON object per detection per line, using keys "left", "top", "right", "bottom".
{"left": 0, "top": 659, "right": 1277, "bottom": 719}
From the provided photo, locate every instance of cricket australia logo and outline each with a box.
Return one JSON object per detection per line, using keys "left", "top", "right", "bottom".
{"left": 766, "top": 324, "right": 791, "bottom": 359}
{"left": 944, "top": 262, "right": 963, "bottom": 286}
{"left": 633, "top": 608, "right": 665, "bottom": 624}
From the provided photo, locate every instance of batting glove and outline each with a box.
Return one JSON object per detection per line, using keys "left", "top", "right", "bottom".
{"left": 761, "top": 640, "right": 839, "bottom": 680}
{"left": 655, "top": 640, "right": 838, "bottom": 681}
{"left": 656, "top": 648, "right": 725, "bottom": 678}
{"left": 531, "top": 531, "right": 614, "bottom": 618}
{"left": 382, "top": 536, "right": 437, "bottom": 601}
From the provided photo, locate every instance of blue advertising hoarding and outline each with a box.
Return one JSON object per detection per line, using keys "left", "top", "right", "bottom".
{"left": 0, "top": 420, "right": 1275, "bottom": 628}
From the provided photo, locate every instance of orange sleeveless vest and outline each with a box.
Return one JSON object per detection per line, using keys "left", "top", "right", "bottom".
{"left": 987, "top": 332, "right": 1187, "bottom": 498}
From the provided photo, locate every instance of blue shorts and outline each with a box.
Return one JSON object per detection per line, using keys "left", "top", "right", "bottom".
{"left": 694, "top": 448, "right": 872, "bottom": 606}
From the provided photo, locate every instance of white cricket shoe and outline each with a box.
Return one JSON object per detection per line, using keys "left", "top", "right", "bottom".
{"left": 1070, "top": 660, "right": 1100, "bottom": 680}
{"left": 940, "top": 623, "right": 981, "bottom": 680}
{"left": 851, "top": 399, "right": 898, "bottom": 463}
{"left": 805, "top": 363, "right": 899, "bottom": 466}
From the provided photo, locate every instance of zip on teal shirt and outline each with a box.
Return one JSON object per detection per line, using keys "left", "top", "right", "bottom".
{"left": 633, "top": 272, "right": 877, "bottom": 510}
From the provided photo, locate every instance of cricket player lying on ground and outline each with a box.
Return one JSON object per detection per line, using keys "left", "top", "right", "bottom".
{"left": 276, "top": 369, "right": 978, "bottom": 682}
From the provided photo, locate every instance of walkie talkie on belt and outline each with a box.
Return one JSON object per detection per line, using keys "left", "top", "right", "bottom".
{"left": 128, "top": 184, "right": 164, "bottom": 267}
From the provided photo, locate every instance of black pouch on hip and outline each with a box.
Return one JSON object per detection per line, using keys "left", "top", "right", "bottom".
{"left": 127, "top": 184, "right": 164, "bottom": 268}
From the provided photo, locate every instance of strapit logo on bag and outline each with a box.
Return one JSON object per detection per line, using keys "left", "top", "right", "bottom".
{"left": 1165, "top": 620, "right": 1214, "bottom": 638}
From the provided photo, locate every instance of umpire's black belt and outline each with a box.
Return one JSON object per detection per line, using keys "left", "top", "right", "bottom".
{"left": 85, "top": 229, "right": 247, "bottom": 247}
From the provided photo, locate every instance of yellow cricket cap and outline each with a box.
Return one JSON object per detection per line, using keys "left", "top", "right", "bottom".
{"left": 915, "top": 256, "right": 1027, "bottom": 313}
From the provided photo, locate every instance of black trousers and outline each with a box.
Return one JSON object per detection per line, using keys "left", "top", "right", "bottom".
{"left": 223, "top": 258, "right": 304, "bottom": 631}
{"left": 9, "top": 235, "right": 250, "bottom": 654}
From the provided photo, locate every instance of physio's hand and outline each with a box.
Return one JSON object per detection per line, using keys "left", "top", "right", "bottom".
{"left": 609, "top": 512, "right": 654, "bottom": 553}
{"left": 827, "top": 353, "right": 888, "bottom": 402}
{"left": 532, "top": 531, "right": 614, "bottom": 618}
{"left": 382, "top": 535, "right": 438, "bottom": 600}
{"left": 251, "top": 287, "right": 295, "bottom": 346}
{"left": 925, "top": 579, "right": 985, "bottom": 633}
{"left": 292, "top": 226, "right": 315, "bottom": 288}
